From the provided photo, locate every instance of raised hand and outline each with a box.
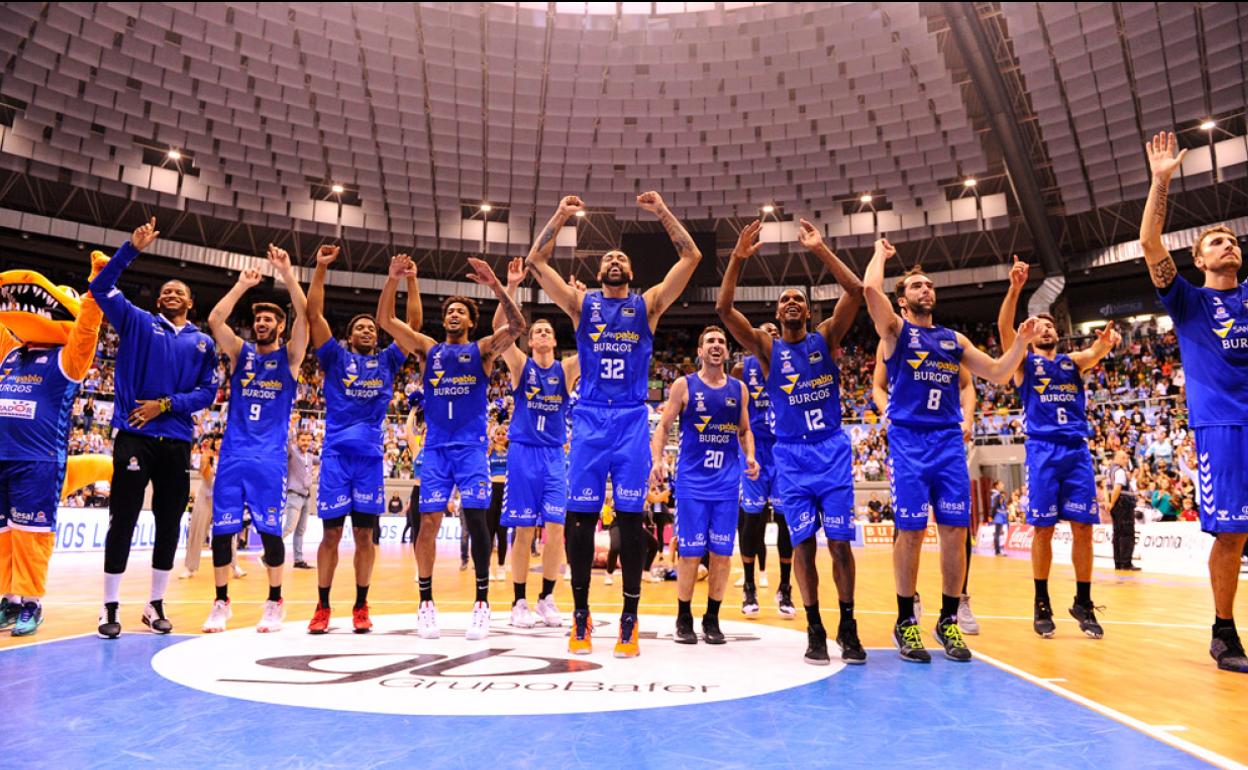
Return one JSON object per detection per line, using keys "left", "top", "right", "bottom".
{"left": 389, "top": 253, "right": 415, "bottom": 279}
{"left": 1008, "top": 254, "right": 1029, "bottom": 290}
{"left": 1146, "top": 132, "right": 1188, "bottom": 180}
{"left": 1017, "top": 316, "right": 1043, "bottom": 344}
{"left": 1095, "top": 320, "right": 1121, "bottom": 348}
{"left": 237, "top": 267, "right": 263, "bottom": 289}
{"left": 873, "top": 237, "right": 896, "bottom": 261}
{"left": 315, "top": 244, "right": 340, "bottom": 266}
{"left": 465, "top": 257, "right": 501, "bottom": 289}
{"left": 732, "top": 220, "right": 763, "bottom": 260}
{"left": 636, "top": 190, "right": 665, "bottom": 213}
{"left": 559, "top": 195, "right": 585, "bottom": 218}
{"left": 506, "top": 257, "right": 525, "bottom": 289}
{"left": 131, "top": 217, "right": 159, "bottom": 252}
{"left": 266, "top": 244, "right": 292, "bottom": 273}
{"left": 569, "top": 273, "right": 587, "bottom": 292}
{"left": 797, "top": 218, "right": 824, "bottom": 251}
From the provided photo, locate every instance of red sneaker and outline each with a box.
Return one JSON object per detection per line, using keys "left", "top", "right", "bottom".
{"left": 352, "top": 602, "right": 373, "bottom": 634}
{"left": 308, "top": 603, "right": 331, "bottom": 635}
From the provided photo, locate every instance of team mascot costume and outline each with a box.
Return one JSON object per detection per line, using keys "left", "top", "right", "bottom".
{"left": 0, "top": 250, "right": 111, "bottom": 636}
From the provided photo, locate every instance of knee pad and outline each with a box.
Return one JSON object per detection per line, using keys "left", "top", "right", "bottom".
{"left": 211, "top": 534, "right": 235, "bottom": 569}
{"left": 260, "top": 532, "right": 285, "bottom": 568}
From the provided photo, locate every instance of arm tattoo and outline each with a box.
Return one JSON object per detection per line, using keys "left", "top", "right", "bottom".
{"left": 1154, "top": 178, "right": 1169, "bottom": 225}
{"left": 536, "top": 225, "right": 556, "bottom": 251}
{"left": 658, "top": 209, "right": 695, "bottom": 256}
{"left": 1149, "top": 257, "right": 1177, "bottom": 288}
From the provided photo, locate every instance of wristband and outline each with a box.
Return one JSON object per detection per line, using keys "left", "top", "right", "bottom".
{"left": 160, "top": 397, "right": 172, "bottom": 414}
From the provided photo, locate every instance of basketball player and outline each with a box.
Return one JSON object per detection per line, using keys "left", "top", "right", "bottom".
{"left": 733, "top": 323, "right": 796, "bottom": 618}
{"left": 651, "top": 326, "right": 758, "bottom": 644}
{"left": 490, "top": 258, "right": 577, "bottom": 629}
{"left": 998, "top": 256, "right": 1120, "bottom": 639}
{"left": 201, "top": 245, "right": 308, "bottom": 633}
{"left": 377, "top": 253, "right": 525, "bottom": 641}
{"left": 525, "top": 192, "right": 701, "bottom": 658}
{"left": 1140, "top": 131, "right": 1248, "bottom": 672}
{"left": 90, "top": 219, "right": 219, "bottom": 638}
{"left": 305, "top": 244, "right": 407, "bottom": 634}
{"left": 718, "top": 219, "right": 868, "bottom": 666}
{"left": 864, "top": 237, "right": 1041, "bottom": 663}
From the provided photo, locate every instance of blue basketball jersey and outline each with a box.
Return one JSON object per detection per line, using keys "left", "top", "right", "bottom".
{"left": 221, "top": 343, "right": 296, "bottom": 458}
{"left": 489, "top": 446, "right": 508, "bottom": 476}
{"left": 741, "top": 355, "right": 774, "bottom": 441}
{"left": 0, "top": 346, "right": 79, "bottom": 463}
{"left": 576, "top": 291, "right": 653, "bottom": 406}
{"left": 510, "top": 357, "right": 570, "bottom": 447}
{"left": 885, "top": 320, "right": 964, "bottom": 428}
{"left": 1019, "top": 352, "right": 1088, "bottom": 442}
{"left": 423, "top": 342, "right": 488, "bottom": 448}
{"left": 317, "top": 339, "right": 407, "bottom": 456}
{"left": 1159, "top": 275, "right": 1248, "bottom": 427}
{"left": 766, "top": 333, "right": 841, "bottom": 443}
{"left": 676, "top": 373, "right": 744, "bottom": 500}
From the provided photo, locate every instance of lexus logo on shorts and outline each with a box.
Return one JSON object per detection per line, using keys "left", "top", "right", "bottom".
{"left": 151, "top": 613, "right": 840, "bottom": 716}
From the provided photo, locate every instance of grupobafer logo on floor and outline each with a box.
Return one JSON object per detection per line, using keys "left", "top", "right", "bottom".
{"left": 151, "top": 612, "right": 843, "bottom": 715}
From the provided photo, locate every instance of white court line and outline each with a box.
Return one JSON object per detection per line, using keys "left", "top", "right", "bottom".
{"left": 973, "top": 649, "right": 1246, "bottom": 770}
{"left": 1155, "top": 726, "right": 1191, "bottom": 733}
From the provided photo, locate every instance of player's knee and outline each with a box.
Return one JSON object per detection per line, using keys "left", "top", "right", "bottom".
{"left": 260, "top": 532, "right": 285, "bottom": 567}
{"left": 321, "top": 524, "right": 343, "bottom": 547}
{"left": 211, "top": 533, "right": 234, "bottom": 568}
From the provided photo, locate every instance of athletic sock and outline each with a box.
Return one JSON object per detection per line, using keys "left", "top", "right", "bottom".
{"left": 476, "top": 577, "right": 489, "bottom": 603}
{"left": 706, "top": 598, "right": 721, "bottom": 620}
{"left": 743, "top": 561, "right": 755, "bottom": 589}
{"left": 1034, "top": 578, "right": 1050, "bottom": 602}
{"left": 623, "top": 591, "right": 639, "bottom": 616}
{"left": 355, "top": 585, "right": 369, "bottom": 609}
{"left": 268, "top": 585, "right": 281, "bottom": 603}
{"left": 215, "top": 585, "right": 228, "bottom": 602}
{"left": 150, "top": 569, "right": 171, "bottom": 602}
{"left": 779, "top": 561, "right": 792, "bottom": 588}
{"left": 318, "top": 586, "right": 331, "bottom": 608}
{"left": 1214, "top": 616, "right": 1237, "bottom": 636}
{"left": 897, "top": 593, "right": 915, "bottom": 624}
{"left": 539, "top": 578, "right": 555, "bottom": 601}
{"left": 804, "top": 603, "right": 821, "bottom": 628}
{"left": 1075, "top": 581, "right": 1092, "bottom": 606}
{"left": 838, "top": 601, "right": 854, "bottom": 623}
{"left": 418, "top": 577, "right": 432, "bottom": 603}
{"left": 104, "top": 573, "right": 122, "bottom": 605}
{"left": 940, "top": 593, "right": 959, "bottom": 624}
{"left": 678, "top": 599, "right": 692, "bottom": 619}
{"left": 513, "top": 581, "right": 527, "bottom": 606}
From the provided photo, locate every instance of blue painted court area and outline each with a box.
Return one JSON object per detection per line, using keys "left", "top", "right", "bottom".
{"left": 4, "top": 634, "right": 1206, "bottom": 769}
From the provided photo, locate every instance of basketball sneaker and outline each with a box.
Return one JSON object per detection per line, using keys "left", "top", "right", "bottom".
{"left": 914, "top": 592, "right": 922, "bottom": 621}
{"left": 202, "top": 599, "right": 231, "bottom": 633}
{"left": 835, "top": 618, "right": 866, "bottom": 664}
{"left": 256, "top": 599, "right": 285, "bottom": 633}
{"left": 0, "top": 597, "right": 18, "bottom": 630}
{"left": 776, "top": 585, "right": 797, "bottom": 619}
{"left": 142, "top": 601, "right": 173, "bottom": 634}
{"left": 308, "top": 603, "right": 331, "bottom": 634}
{"left": 759, "top": 572, "right": 770, "bottom": 588}
{"left": 536, "top": 595, "right": 562, "bottom": 627}
{"left": 674, "top": 614, "right": 697, "bottom": 644}
{"left": 957, "top": 594, "right": 980, "bottom": 635}
{"left": 742, "top": 586, "right": 760, "bottom": 617}
{"left": 12, "top": 601, "right": 43, "bottom": 637}
{"left": 1033, "top": 598, "right": 1056, "bottom": 638}
{"left": 466, "top": 601, "right": 491, "bottom": 640}
{"left": 894, "top": 618, "right": 930, "bottom": 663}
{"left": 804, "top": 624, "right": 830, "bottom": 666}
{"left": 701, "top": 615, "right": 726, "bottom": 645}
{"left": 935, "top": 618, "right": 972, "bottom": 662}
{"left": 614, "top": 613, "right": 640, "bottom": 658}
{"left": 1069, "top": 601, "right": 1105, "bottom": 639}
{"left": 569, "top": 609, "right": 593, "bottom": 655}
{"left": 604, "top": 573, "right": 614, "bottom": 586}
{"left": 1211, "top": 628, "right": 1248, "bottom": 673}
{"left": 97, "top": 602, "right": 122, "bottom": 639}
{"left": 417, "top": 600, "right": 440, "bottom": 639}
{"left": 352, "top": 603, "right": 373, "bottom": 634}
{"left": 734, "top": 575, "right": 745, "bottom": 588}
{"left": 510, "top": 599, "right": 536, "bottom": 629}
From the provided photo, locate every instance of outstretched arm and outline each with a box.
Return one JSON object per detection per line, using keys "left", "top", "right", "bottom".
{"left": 1070, "top": 321, "right": 1121, "bottom": 373}
{"left": 493, "top": 257, "right": 529, "bottom": 388}
{"left": 207, "top": 267, "right": 261, "bottom": 367}
{"left": 306, "top": 244, "right": 338, "bottom": 348}
{"left": 1140, "top": 132, "right": 1187, "bottom": 289}
{"left": 863, "top": 238, "right": 903, "bottom": 354}
{"left": 640, "top": 191, "right": 703, "bottom": 327}
{"left": 61, "top": 251, "right": 108, "bottom": 381}
{"left": 871, "top": 344, "right": 889, "bottom": 416}
{"left": 267, "top": 244, "right": 310, "bottom": 375}
{"left": 798, "top": 219, "right": 864, "bottom": 348}
{"left": 378, "top": 254, "right": 436, "bottom": 357}
{"left": 997, "top": 254, "right": 1029, "bottom": 385}
{"left": 959, "top": 318, "right": 1042, "bottom": 384}
{"left": 405, "top": 273, "right": 422, "bottom": 331}
{"left": 525, "top": 196, "right": 586, "bottom": 323}
{"left": 715, "top": 221, "right": 773, "bottom": 367}
{"left": 88, "top": 218, "right": 160, "bottom": 334}
{"left": 469, "top": 257, "right": 527, "bottom": 358}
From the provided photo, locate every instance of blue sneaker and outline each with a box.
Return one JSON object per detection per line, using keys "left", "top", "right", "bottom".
{"left": 12, "top": 601, "right": 42, "bottom": 637}
{"left": 0, "top": 597, "right": 18, "bottom": 630}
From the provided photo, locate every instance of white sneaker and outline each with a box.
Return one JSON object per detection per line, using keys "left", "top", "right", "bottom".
{"left": 759, "top": 573, "right": 770, "bottom": 588}
{"left": 536, "top": 595, "right": 562, "bottom": 627}
{"left": 734, "top": 575, "right": 745, "bottom": 588}
{"left": 604, "top": 574, "right": 614, "bottom": 586}
{"left": 466, "top": 601, "right": 491, "bottom": 640}
{"left": 562, "top": 568, "right": 572, "bottom": 582}
{"left": 510, "top": 599, "right": 536, "bottom": 629}
{"left": 178, "top": 569, "right": 195, "bottom": 580}
{"left": 497, "top": 567, "right": 509, "bottom": 582}
{"left": 958, "top": 594, "right": 980, "bottom": 635}
{"left": 417, "top": 600, "right": 440, "bottom": 639}
{"left": 256, "top": 599, "right": 285, "bottom": 633}
{"left": 232, "top": 564, "right": 247, "bottom": 579}
{"left": 644, "top": 572, "right": 664, "bottom": 583}
{"left": 202, "top": 599, "right": 231, "bottom": 633}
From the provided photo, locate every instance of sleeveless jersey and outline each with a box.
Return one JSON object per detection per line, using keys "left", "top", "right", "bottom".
{"left": 510, "top": 357, "right": 570, "bottom": 447}
{"left": 885, "top": 320, "right": 964, "bottom": 428}
{"left": 318, "top": 339, "right": 407, "bottom": 456}
{"left": 765, "top": 333, "right": 841, "bottom": 443}
{"left": 489, "top": 447, "right": 508, "bottom": 477}
{"left": 1019, "top": 352, "right": 1088, "bottom": 442}
{"left": 1159, "top": 275, "right": 1248, "bottom": 427}
{"left": 0, "top": 345, "right": 79, "bottom": 463}
{"left": 423, "top": 342, "right": 488, "bottom": 448}
{"left": 576, "top": 291, "right": 653, "bottom": 406}
{"left": 221, "top": 343, "right": 296, "bottom": 458}
{"left": 677, "top": 373, "right": 744, "bottom": 500}
{"left": 741, "top": 355, "right": 774, "bottom": 441}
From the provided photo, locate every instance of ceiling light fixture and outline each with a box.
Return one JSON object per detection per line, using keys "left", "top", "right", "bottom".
{"left": 963, "top": 178, "right": 977, "bottom": 188}
{"left": 166, "top": 149, "right": 181, "bottom": 160}
{"left": 1200, "top": 119, "right": 1216, "bottom": 131}
{"left": 331, "top": 183, "right": 345, "bottom": 194}
{"left": 859, "top": 194, "right": 873, "bottom": 204}
{"left": 480, "top": 203, "right": 492, "bottom": 212}
{"left": 574, "top": 210, "right": 586, "bottom": 217}
{"left": 762, "top": 204, "right": 775, "bottom": 213}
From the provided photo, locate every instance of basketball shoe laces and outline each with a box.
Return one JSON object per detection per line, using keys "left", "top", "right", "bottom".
{"left": 940, "top": 621, "right": 968, "bottom": 649}
{"left": 899, "top": 622, "right": 925, "bottom": 649}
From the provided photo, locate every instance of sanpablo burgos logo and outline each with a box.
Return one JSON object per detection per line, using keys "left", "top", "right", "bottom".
{"left": 151, "top": 613, "right": 839, "bottom": 716}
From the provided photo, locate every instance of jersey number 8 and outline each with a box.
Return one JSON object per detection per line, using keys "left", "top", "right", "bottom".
{"left": 926, "top": 389, "right": 942, "bottom": 411}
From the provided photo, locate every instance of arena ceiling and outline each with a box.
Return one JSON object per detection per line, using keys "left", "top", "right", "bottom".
{"left": 0, "top": 1, "right": 1246, "bottom": 289}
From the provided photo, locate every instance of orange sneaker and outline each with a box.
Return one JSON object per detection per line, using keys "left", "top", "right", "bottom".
{"left": 568, "top": 609, "right": 593, "bottom": 655}
{"left": 308, "top": 603, "right": 331, "bottom": 634}
{"left": 614, "top": 612, "right": 640, "bottom": 658}
{"left": 352, "top": 602, "right": 373, "bottom": 634}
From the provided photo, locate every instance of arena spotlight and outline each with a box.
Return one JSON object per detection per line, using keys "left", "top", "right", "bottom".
{"left": 963, "top": 178, "right": 977, "bottom": 188}
{"left": 762, "top": 204, "right": 775, "bottom": 213}
{"left": 166, "top": 149, "right": 181, "bottom": 161}
{"left": 480, "top": 203, "right": 492, "bottom": 212}
{"left": 575, "top": 210, "right": 586, "bottom": 217}
{"left": 331, "top": 183, "right": 345, "bottom": 194}
{"left": 859, "top": 194, "right": 873, "bottom": 204}
{"left": 1200, "top": 119, "right": 1216, "bottom": 130}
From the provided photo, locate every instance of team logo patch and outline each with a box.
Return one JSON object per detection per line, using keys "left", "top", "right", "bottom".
{"left": 907, "top": 351, "right": 929, "bottom": 369}
{"left": 589, "top": 324, "right": 607, "bottom": 343}
{"left": 621, "top": 307, "right": 636, "bottom": 317}
{"left": 1059, "top": 359, "right": 1075, "bottom": 371}
{"left": 1033, "top": 378, "right": 1050, "bottom": 395}
{"left": 1213, "top": 319, "right": 1235, "bottom": 339}
{"left": 807, "top": 352, "right": 822, "bottom": 364}
{"left": 127, "top": 456, "right": 140, "bottom": 472}
{"left": 35, "top": 355, "right": 47, "bottom": 364}
{"left": 940, "top": 340, "right": 956, "bottom": 351}
{"left": 264, "top": 359, "right": 278, "bottom": 370}
{"left": 725, "top": 397, "right": 738, "bottom": 408}
{"left": 0, "top": 399, "right": 37, "bottom": 420}
{"left": 367, "top": 359, "right": 379, "bottom": 368}
{"left": 197, "top": 340, "right": 207, "bottom": 352}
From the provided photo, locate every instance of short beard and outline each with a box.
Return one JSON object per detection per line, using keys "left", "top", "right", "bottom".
{"left": 780, "top": 316, "right": 805, "bottom": 332}
{"left": 351, "top": 342, "right": 376, "bottom": 355}
{"left": 256, "top": 330, "right": 279, "bottom": 346}
{"left": 1034, "top": 340, "right": 1057, "bottom": 352}
{"left": 601, "top": 273, "right": 628, "bottom": 287}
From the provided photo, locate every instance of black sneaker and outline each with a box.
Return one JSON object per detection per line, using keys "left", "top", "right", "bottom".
{"left": 701, "top": 615, "right": 726, "bottom": 645}
{"left": 935, "top": 617, "right": 972, "bottom": 662}
{"left": 1211, "top": 629, "right": 1248, "bottom": 673}
{"left": 835, "top": 618, "right": 867, "bottom": 664}
{"left": 674, "top": 614, "right": 697, "bottom": 644}
{"left": 804, "top": 624, "right": 830, "bottom": 666}
{"left": 776, "top": 585, "right": 796, "bottom": 619}
{"left": 1069, "top": 601, "right": 1105, "bottom": 639}
{"left": 1033, "top": 597, "right": 1056, "bottom": 638}
{"left": 142, "top": 601, "right": 173, "bottom": 634}
{"left": 97, "top": 602, "right": 121, "bottom": 639}
{"left": 293, "top": 560, "right": 314, "bottom": 570}
{"left": 742, "top": 586, "right": 760, "bottom": 617}
{"left": 894, "top": 618, "right": 930, "bottom": 663}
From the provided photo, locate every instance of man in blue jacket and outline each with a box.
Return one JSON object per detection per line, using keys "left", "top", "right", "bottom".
{"left": 89, "top": 218, "right": 220, "bottom": 638}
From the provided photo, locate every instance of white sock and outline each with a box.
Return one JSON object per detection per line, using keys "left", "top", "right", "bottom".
{"left": 104, "top": 573, "right": 123, "bottom": 604}
{"left": 150, "top": 569, "right": 172, "bottom": 602}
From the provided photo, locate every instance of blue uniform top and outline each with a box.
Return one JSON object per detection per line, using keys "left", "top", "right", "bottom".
{"left": 741, "top": 354, "right": 774, "bottom": 441}
{"left": 317, "top": 338, "right": 407, "bottom": 456}
{"left": 423, "top": 341, "right": 489, "bottom": 448}
{"left": 885, "top": 320, "right": 964, "bottom": 429}
{"left": 576, "top": 291, "right": 653, "bottom": 407}
{"left": 509, "top": 357, "right": 570, "bottom": 447}
{"left": 1159, "top": 275, "right": 1248, "bottom": 427}
{"left": 221, "top": 343, "right": 297, "bottom": 459}
{"left": 765, "top": 333, "right": 841, "bottom": 443}
{"left": 676, "top": 373, "right": 744, "bottom": 500}
{"left": 0, "top": 346, "right": 79, "bottom": 463}
{"left": 88, "top": 241, "right": 219, "bottom": 442}
{"left": 1019, "top": 352, "right": 1088, "bottom": 443}
{"left": 489, "top": 446, "right": 508, "bottom": 476}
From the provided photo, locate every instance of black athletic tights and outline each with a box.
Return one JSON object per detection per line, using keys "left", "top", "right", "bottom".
{"left": 104, "top": 431, "right": 191, "bottom": 574}
{"left": 568, "top": 511, "right": 643, "bottom": 613}
{"left": 737, "top": 507, "right": 793, "bottom": 570}
{"left": 463, "top": 507, "right": 492, "bottom": 601}
{"left": 487, "top": 481, "right": 508, "bottom": 566}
